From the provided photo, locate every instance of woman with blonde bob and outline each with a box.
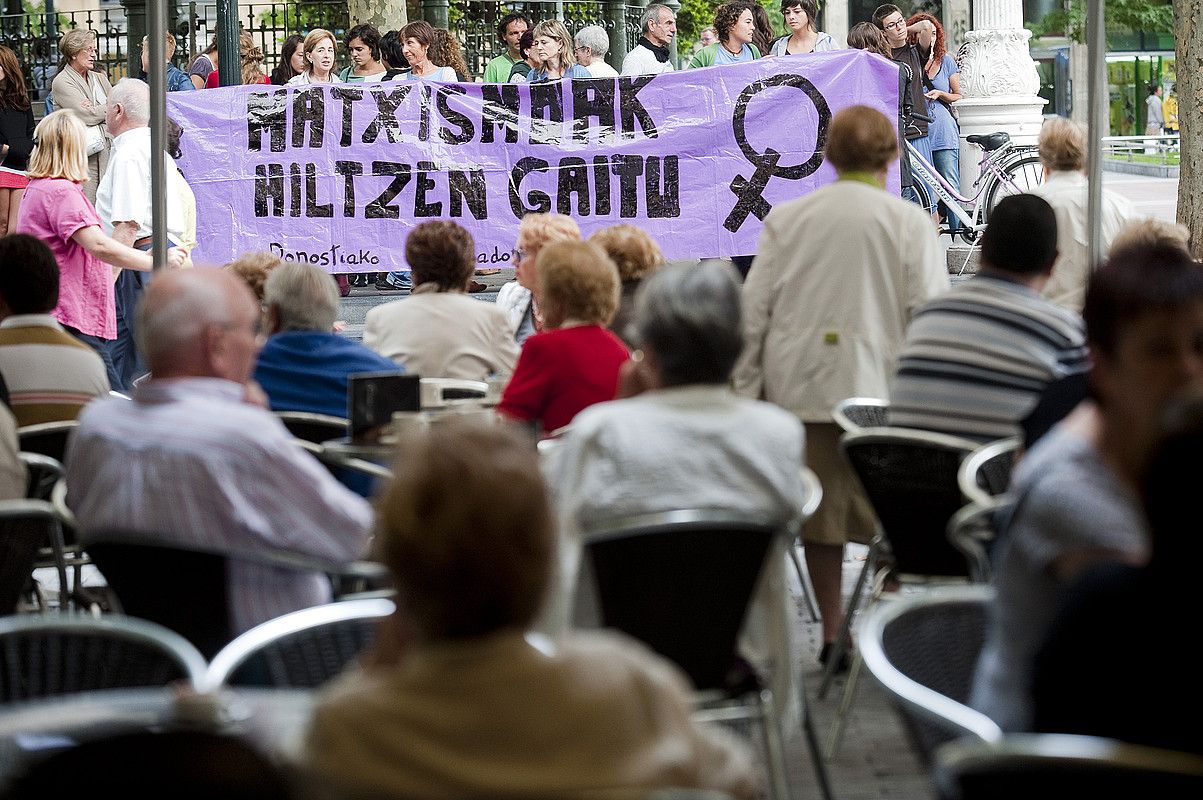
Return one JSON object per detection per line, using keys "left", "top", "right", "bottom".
{"left": 16, "top": 111, "right": 184, "bottom": 384}
{"left": 588, "top": 224, "right": 665, "bottom": 346}
{"left": 497, "top": 240, "right": 629, "bottom": 435}
{"left": 528, "top": 20, "right": 590, "bottom": 82}
{"left": 287, "top": 29, "right": 339, "bottom": 85}
{"left": 50, "top": 28, "right": 112, "bottom": 204}
{"left": 495, "top": 212, "right": 581, "bottom": 344}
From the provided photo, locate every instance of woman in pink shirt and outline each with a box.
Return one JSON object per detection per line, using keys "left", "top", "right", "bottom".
{"left": 16, "top": 110, "right": 183, "bottom": 384}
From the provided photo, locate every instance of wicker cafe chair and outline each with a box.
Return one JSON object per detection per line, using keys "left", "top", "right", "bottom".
{"left": 932, "top": 734, "right": 1203, "bottom": 800}
{"left": 0, "top": 613, "right": 206, "bottom": 702}
{"left": 0, "top": 729, "right": 291, "bottom": 800}
{"left": 204, "top": 597, "right": 395, "bottom": 691}
{"left": 858, "top": 586, "right": 1002, "bottom": 765}
{"left": 85, "top": 539, "right": 390, "bottom": 659}
{"left": 832, "top": 397, "right": 889, "bottom": 434}
{"left": 16, "top": 420, "right": 78, "bottom": 465}
{"left": 957, "top": 437, "right": 1020, "bottom": 507}
{"left": 822, "top": 427, "right": 979, "bottom": 757}
{"left": 786, "top": 467, "right": 823, "bottom": 623}
{"left": 274, "top": 411, "right": 349, "bottom": 445}
{"left": 583, "top": 509, "right": 833, "bottom": 800}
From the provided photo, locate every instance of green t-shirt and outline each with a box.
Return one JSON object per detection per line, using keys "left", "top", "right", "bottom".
{"left": 484, "top": 53, "right": 518, "bottom": 83}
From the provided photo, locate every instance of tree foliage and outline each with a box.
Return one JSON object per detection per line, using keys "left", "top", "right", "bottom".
{"left": 1029, "top": 0, "right": 1174, "bottom": 44}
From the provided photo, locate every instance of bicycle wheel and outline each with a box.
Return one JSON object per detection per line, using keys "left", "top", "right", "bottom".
{"left": 982, "top": 154, "right": 1044, "bottom": 222}
{"left": 910, "top": 178, "right": 935, "bottom": 218}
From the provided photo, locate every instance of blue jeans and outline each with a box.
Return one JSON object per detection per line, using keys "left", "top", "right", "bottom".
{"left": 931, "top": 148, "right": 962, "bottom": 232}
{"left": 63, "top": 323, "right": 121, "bottom": 390}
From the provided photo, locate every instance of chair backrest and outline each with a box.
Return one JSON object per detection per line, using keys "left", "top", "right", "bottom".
{"left": 958, "top": 437, "right": 1020, "bottom": 507}
{"left": 204, "top": 597, "right": 395, "bottom": 690}
{"left": 20, "top": 452, "right": 64, "bottom": 501}
{"left": 946, "top": 500, "right": 1006, "bottom": 583}
{"left": 17, "top": 421, "right": 79, "bottom": 465}
{"left": 583, "top": 510, "right": 784, "bottom": 692}
{"left": 832, "top": 397, "right": 890, "bottom": 434}
{"left": 858, "top": 586, "right": 1002, "bottom": 764}
{"left": 85, "top": 541, "right": 233, "bottom": 659}
{"left": 933, "top": 734, "right": 1203, "bottom": 800}
{"left": 0, "top": 499, "right": 64, "bottom": 614}
{"left": 1, "top": 729, "right": 291, "bottom": 800}
{"left": 0, "top": 614, "right": 206, "bottom": 702}
{"left": 800, "top": 466, "right": 823, "bottom": 523}
{"left": 841, "top": 427, "right": 979, "bottom": 579}
{"left": 274, "top": 411, "right": 349, "bottom": 445}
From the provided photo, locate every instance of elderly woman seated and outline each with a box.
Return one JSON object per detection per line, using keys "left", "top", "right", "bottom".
{"left": 588, "top": 223, "right": 665, "bottom": 347}
{"left": 545, "top": 260, "right": 809, "bottom": 717}
{"left": 495, "top": 212, "right": 581, "bottom": 344}
{"left": 364, "top": 221, "right": 518, "bottom": 381}
{"left": 496, "top": 240, "right": 629, "bottom": 435}
{"left": 301, "top": 420, "right": 757, "bottom": 800}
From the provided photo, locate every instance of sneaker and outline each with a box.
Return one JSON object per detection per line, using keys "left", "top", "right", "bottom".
{"left": 375, "top": 277, "right": 406, "bottom": 292}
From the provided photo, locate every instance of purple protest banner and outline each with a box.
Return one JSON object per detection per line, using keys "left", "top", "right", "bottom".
{"left": 168, "top": 50, "right": 900, "bottom": 271}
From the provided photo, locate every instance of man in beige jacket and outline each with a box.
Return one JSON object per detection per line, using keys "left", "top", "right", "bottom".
{"left": 733, "top": 105, "right": 949, "bottom": 667}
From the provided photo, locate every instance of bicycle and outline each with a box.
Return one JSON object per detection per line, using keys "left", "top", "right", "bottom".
{"left": 906, "top": 121, "right": 1043, "bottom": 243}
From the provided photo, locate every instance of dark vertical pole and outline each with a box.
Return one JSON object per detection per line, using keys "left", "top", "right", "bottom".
{"left": 217, "top": 0, "right": 239, "bottom": 86}
{"left": 149, "top": 0, "right": 167, "bottom": 269}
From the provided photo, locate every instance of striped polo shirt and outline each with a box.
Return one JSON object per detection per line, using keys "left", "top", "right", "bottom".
{"left": 888, "top": 275, "right": 1089, "bottom": 443}
{"left": 0, "top": 314, "right": 110, "bottom": 426}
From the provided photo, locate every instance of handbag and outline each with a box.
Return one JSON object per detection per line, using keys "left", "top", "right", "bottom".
{"left": 84, "top": 124, "right": 105, "bottom": 156}
{"left": 922, "top": 69, "right": 958, "bottom": 122}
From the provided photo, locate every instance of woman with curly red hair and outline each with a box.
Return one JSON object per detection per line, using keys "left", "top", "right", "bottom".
{"left": 908, "top": 12, "right": 962, "bottom": 231}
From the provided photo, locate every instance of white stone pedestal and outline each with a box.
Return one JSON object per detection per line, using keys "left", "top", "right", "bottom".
{"left": 954, "top": 8, "right": 1047, "bottom": 196}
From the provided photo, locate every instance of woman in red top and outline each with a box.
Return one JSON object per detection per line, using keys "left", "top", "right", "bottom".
{"left": 497, "top": 240, "right": 629, "bottom": 436}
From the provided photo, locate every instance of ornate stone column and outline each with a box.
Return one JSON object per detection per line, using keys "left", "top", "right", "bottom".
{"left": 954, "top": 0, "right": 1047, "bottom": 193}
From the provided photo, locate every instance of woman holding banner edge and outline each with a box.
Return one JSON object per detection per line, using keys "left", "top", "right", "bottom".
{"left": 528, "top": 20, "right": 591, "bottom": 82}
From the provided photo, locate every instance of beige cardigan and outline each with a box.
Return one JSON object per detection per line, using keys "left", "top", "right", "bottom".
{"left": 50, "top": 66, "right": 113, "bottom": 174}
{"left": 733, "top": 179, "right": 949, "bottom": 422}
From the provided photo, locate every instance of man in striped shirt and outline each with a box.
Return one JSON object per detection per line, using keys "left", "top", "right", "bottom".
{"left": 66, "top": 268, "right": 373, "bottom": 634}
{"left": 0, "top": 235, "right": 110, "bottom": 426}
{"left": 889, "top": 194, "right": 1089, "bottom": 443}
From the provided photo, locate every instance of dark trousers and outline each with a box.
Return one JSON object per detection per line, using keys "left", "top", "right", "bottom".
{"left": 111, "top": 268, "right": 150, "bottom": 391}
{"left": 63, "top": 323, "right": 121, "bottom": 391}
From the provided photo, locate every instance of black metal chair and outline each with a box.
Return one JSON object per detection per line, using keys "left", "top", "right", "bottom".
{"left": 0, "top": 729, "right": 291, "bottom": 800}
{"left": 583, "top": 509, "right": 831, "bottom": 800}
{"left": 857, "top": 586, "right": 1002, "bottom": 765}
{"left": 933, "top": 734, "right": 1203, "bottom": 800}
{"left": 274, "top": 411, "right": 349, "bottom": 445}
{"left": 204, "top": 597, "right": 395, "bottom": 690}
{"left": 822, "top": 427, "right": 980, "bottom": 756}
{"left": 0, "top": 613, "right": 206, "bottom": 702}
{"left": 0, "top": 496, "right": 72, "bottom": 613}
{"left": 957, "top": 437, "right": 1020, "bottom": 507}
{"left": 16, "top": 421, "right": 78, "bottom": 465}
{"left": 832, "top": 396, "right": 889, "bottom": 433}
{"left": 85, "top": 539, "right": 389, "bottom": 659}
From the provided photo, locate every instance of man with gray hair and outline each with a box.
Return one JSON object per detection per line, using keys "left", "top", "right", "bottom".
{"left": 254, "top": 261, "right": 401, "bottom": 418}
{"left": 65, "top": 268, "right": 373, "bottom": 637}
{"left": 546, "top": 260, "right": 807, "bottom": 722}
{"left": 574, "top": 25, "right": 617, "bottom": 78}
{"left": 95, "top": 77, "right": 188, "bottom": 389}
{"left": 622, "top": 3, "right": 676, "bottom": 75}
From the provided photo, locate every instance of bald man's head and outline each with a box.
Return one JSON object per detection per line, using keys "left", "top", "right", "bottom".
{"left": 136, "top": 268, "right": 261, "bottom": 383}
